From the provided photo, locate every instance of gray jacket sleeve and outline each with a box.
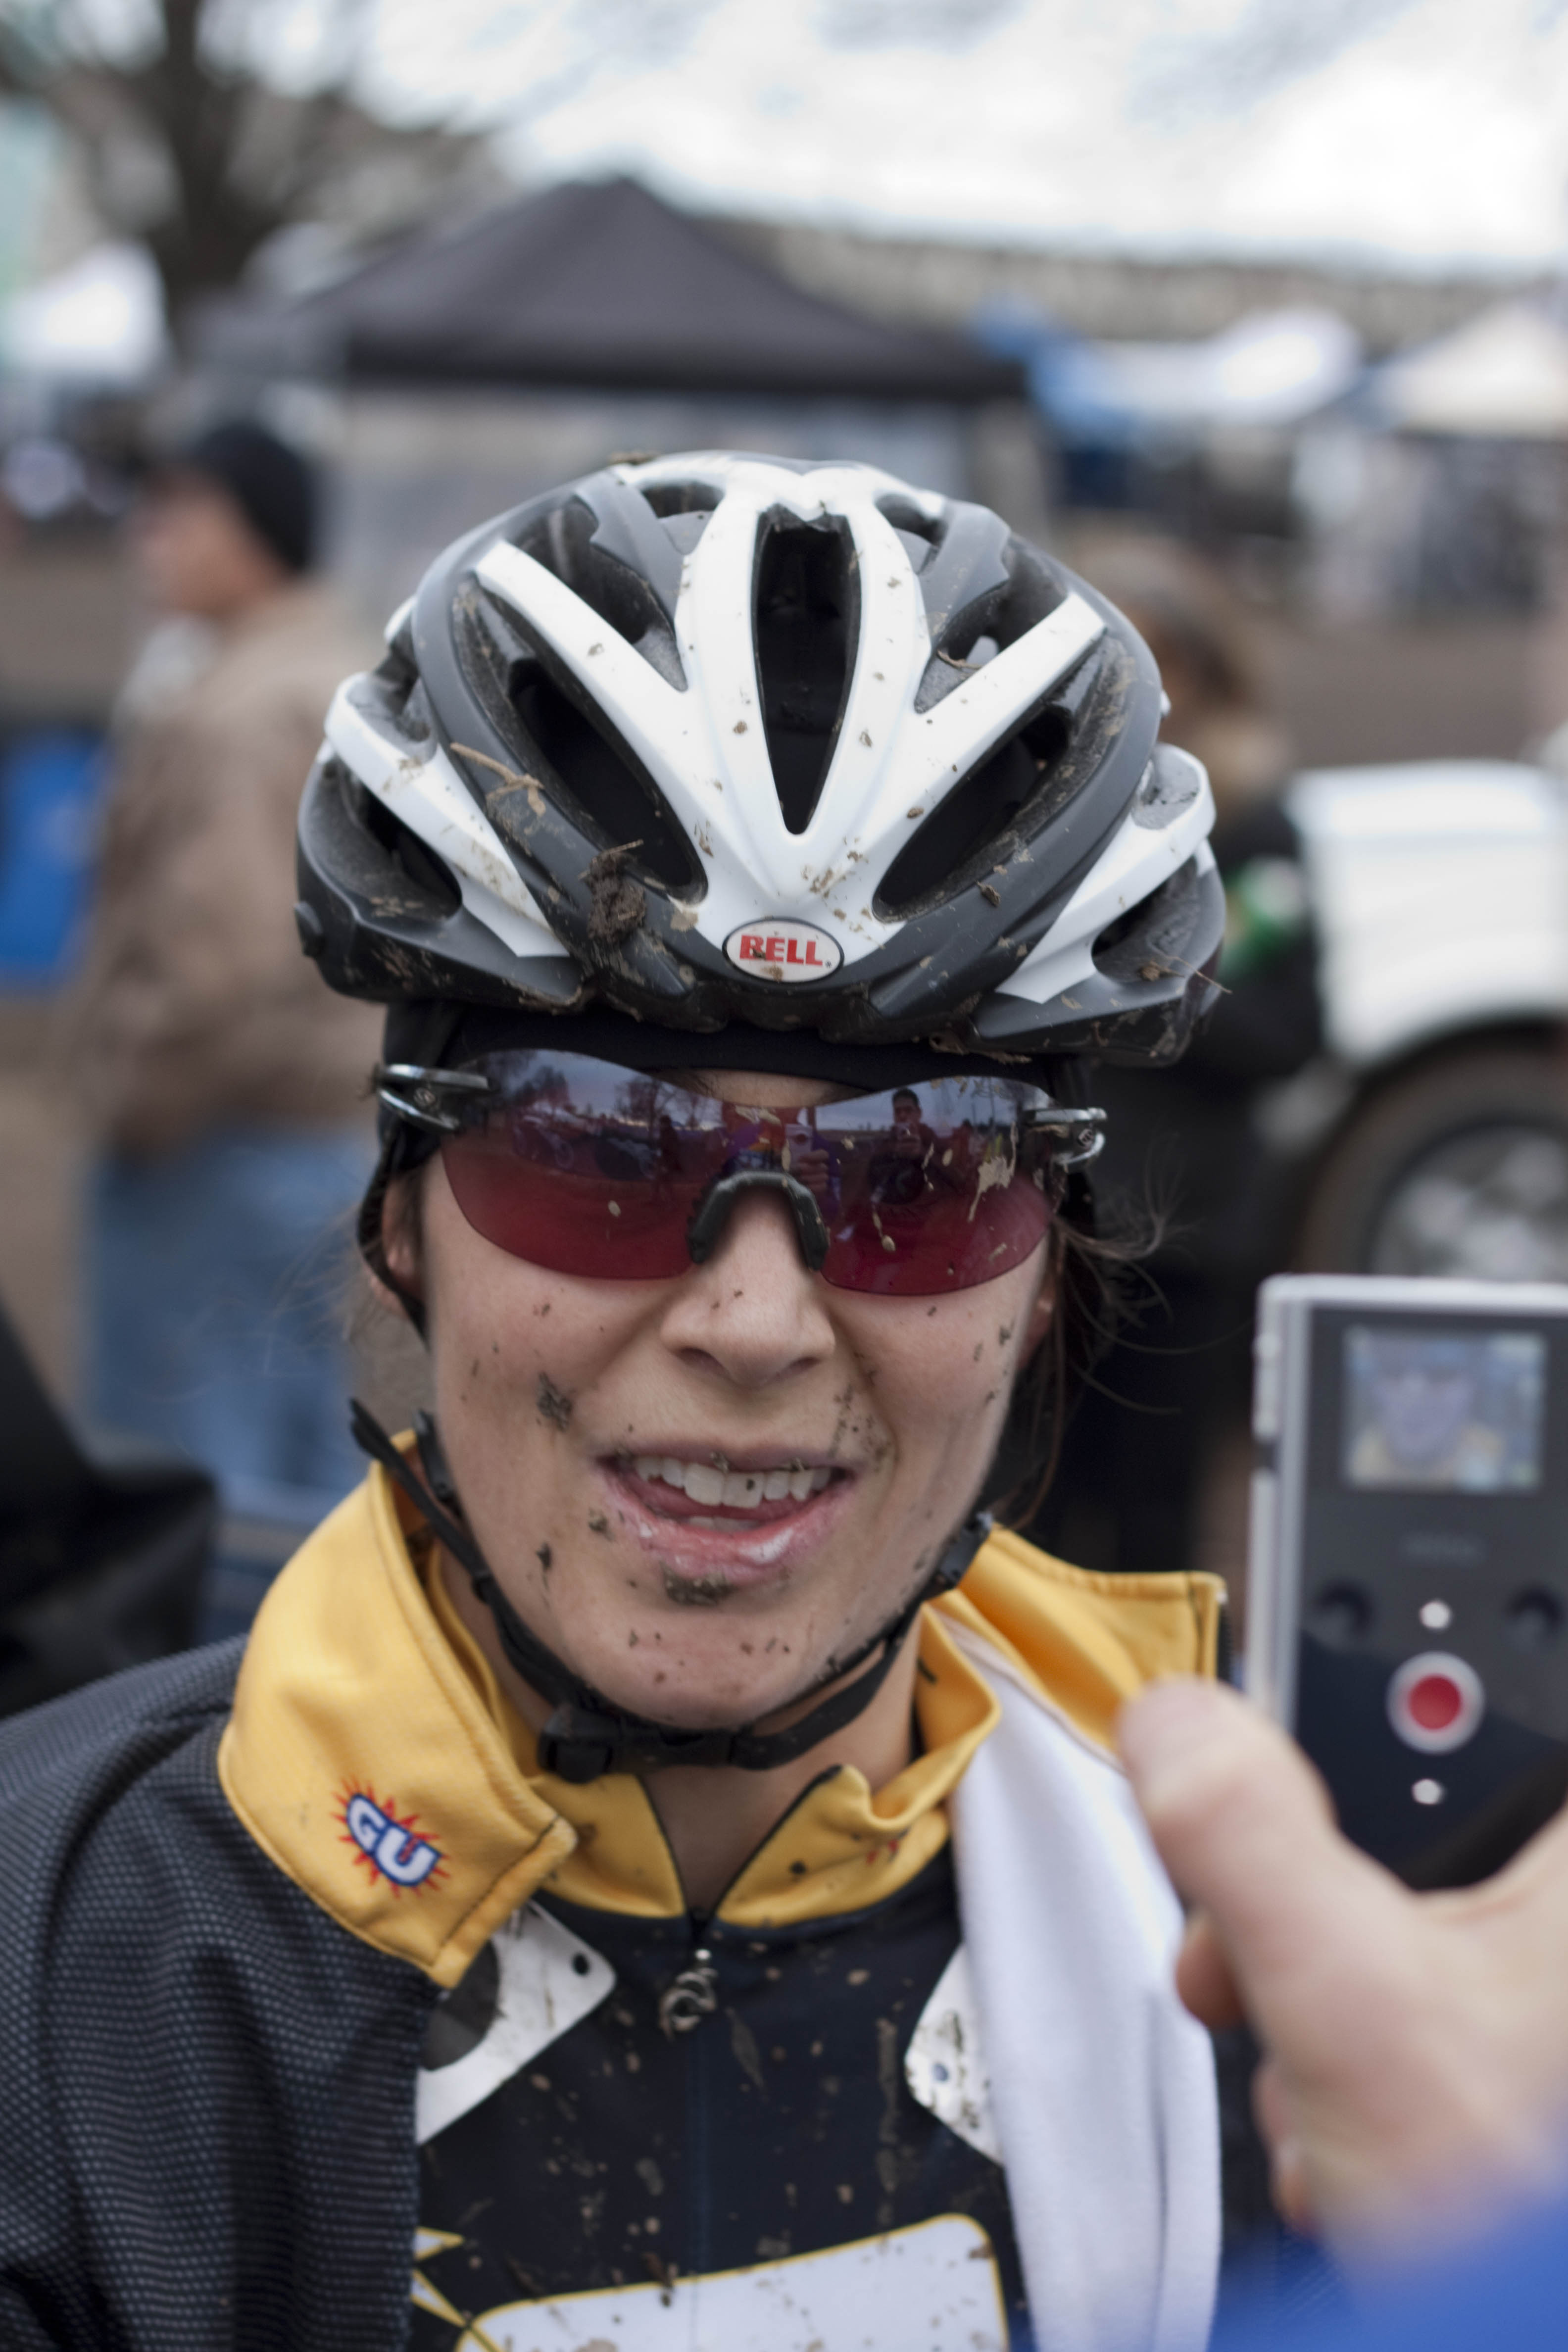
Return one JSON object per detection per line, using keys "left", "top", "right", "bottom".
{"left": 0, "top": 1645, "right": 434, "bottom": 2352}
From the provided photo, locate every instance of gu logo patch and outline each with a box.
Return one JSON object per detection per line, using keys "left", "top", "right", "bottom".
{"left": 339, "top": 1785, "right": 445, "bottom": 1892}
{"left": 723, "top": 917, "right": 843, "bottom": 983}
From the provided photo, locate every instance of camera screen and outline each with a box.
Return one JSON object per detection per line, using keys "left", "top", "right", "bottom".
{"left": 1341, "top": 1325, "right": 1547, "bottom": 1493}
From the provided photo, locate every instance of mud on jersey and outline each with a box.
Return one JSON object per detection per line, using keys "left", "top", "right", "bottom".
{"left": 211, "top": 1463, "right": 1223, "bottom": 2352}
{"left": 409, "top": 1851, "right": 1030, "bottom": 2352}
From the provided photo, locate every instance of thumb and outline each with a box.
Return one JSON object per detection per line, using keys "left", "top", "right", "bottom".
{"left": 1118, "top": 1676, "right": 1406, "bottom": 2044}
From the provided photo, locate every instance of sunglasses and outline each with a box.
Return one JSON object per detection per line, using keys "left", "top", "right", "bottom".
{"left": 378, "top": 1051, "right": 1104, "bottom": 1299}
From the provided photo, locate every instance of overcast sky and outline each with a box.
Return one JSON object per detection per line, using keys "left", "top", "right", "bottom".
{"left": 322, "top": 0, "right": 1568, "bottom": 274}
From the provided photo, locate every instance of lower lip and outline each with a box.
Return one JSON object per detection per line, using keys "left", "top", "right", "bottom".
{"left": 597, "top": 1460, "right": 857, "bottom": 1587}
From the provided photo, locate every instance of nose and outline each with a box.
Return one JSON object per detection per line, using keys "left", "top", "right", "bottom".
{"left": 660, "top": 1188, "right": 837, "bottom": 1390}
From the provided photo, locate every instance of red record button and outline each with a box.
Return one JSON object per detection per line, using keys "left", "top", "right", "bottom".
{"left": 1386, "top": 1652, "right": 1485, "bottom": 1755}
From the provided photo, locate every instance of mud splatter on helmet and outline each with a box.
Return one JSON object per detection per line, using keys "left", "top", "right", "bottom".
{"left": 296, "top": 451, "right": 1222, "bottom": 1066}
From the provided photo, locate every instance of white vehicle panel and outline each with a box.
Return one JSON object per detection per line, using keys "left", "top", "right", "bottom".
{"left": 1287, "top": 760, "right": 1568, "bottom": 1068}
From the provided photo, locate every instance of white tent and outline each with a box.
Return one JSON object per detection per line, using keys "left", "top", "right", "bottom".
{"left": 1375, "top": 303, "right": 1568, "bottom": 439}
{"left": 1104, "top": 306, "right": 1362, "bottom": 430}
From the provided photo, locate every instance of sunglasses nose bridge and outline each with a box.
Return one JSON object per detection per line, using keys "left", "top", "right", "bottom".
{"left": 685, "top": 1171, "right": 830, "bottom": 1275}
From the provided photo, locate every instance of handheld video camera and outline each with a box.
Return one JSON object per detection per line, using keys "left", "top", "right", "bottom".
{"left": 1247, "top": 1274, "right": 1568, "bottom": 1885}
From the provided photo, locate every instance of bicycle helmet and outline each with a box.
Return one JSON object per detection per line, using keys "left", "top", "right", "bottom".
{"left": 295, "top": 450, "right": 1222, "bottom": 1064}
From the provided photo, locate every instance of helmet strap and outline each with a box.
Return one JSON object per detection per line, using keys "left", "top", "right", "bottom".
{"left": 348, "top": 1399, "right": 987, "bottom": 1785}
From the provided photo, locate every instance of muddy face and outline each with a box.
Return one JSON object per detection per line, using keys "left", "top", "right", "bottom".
{"left": 388, "top": 1072, "right": 1054, "bottom": 1734}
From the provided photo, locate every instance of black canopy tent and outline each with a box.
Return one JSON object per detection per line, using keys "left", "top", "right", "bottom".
{"left": 210, "top": 177, "right": 1020, "bottom": 403}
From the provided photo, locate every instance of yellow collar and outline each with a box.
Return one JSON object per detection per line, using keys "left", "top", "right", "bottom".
{"left": 218, "top": 1462, "right": 1222, "bottom": 1988}
{"left": 419, "top": 1536, "right": 997, "bottom": 1931}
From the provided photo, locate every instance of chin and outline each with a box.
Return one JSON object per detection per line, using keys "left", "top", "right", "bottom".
{"left": 563, "top": 1625, "right": 817, "bottom": 1735}
{"left": 596, "top": 1657, "right": 804, "bottom": 1733}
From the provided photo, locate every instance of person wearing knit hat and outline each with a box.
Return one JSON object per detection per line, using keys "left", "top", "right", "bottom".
{"left": 71, "top": 417, "right": 381, "bottom": 1548}
{"left": 161, "top": 420, "right": 318, "bottom": 579}
{"left": 135, "top": 419, "right": 318, "bottom": 617}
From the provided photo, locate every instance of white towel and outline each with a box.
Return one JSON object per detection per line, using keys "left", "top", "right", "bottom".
{"left": 947, "top": 1622, "right": 1222, "bottom": 2352}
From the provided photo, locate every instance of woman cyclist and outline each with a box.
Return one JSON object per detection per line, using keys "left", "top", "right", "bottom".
{"left": 0, "top": 454, "right": 1227, "bottom": 2352}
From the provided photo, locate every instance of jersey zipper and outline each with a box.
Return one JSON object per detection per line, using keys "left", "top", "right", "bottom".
{"left": 678, "top": 1908, "right": 717, "bottom": 2285}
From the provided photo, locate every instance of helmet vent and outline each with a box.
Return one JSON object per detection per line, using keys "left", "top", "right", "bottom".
{"left": 1091, "top": 857, "right": 1206, "bottom": 983}
{"left": 874, "top": 702, "right": 1072, "bottom": 919}
{"left": 753, "top": 511, "right": 858, "bottom": 835}
{"left": 340, "top": 769, "right": 463, "bottom": 921}
{"left": 516, "top": 489, "right": 686, "bottom": 687}
{"left": 363, "top": 645, "right": 431, "bottom": 745}
{"left": 876, "top": 495, "right": 939, "bottom": 551}
{"left": 508, "top": 661, "right": 701, "bottom": 895}
{"left": 639, "top": 480, "right": 722, "bottom": 521}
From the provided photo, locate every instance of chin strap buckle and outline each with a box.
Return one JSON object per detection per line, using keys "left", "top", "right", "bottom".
{"left": 538, "top": 1707, "right": 619, "bottom": 1785}
{"left": 536, "top": 1712, "right": 616, "bottom": 1778}
{"left": 539, "top": 1702, "right": 742, "bottom": 1783}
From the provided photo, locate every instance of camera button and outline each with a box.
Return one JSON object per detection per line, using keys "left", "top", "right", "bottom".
{"left": 1387, "top": 1652, "right": 1485, "bottom": 1754}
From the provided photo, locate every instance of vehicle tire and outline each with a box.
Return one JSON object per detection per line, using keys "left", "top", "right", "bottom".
{"left": 1296, "top": 1044, "right": 1568, "bottom": 1281}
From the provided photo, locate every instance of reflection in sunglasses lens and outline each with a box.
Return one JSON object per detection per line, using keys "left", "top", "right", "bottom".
{"left": 439, "top": 1055, "right": 1061, "bottom": 1295}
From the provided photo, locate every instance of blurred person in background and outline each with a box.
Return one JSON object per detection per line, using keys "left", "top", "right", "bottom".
{"left": 72, "top": 420, "right": 380, "bottom": 1503}
{"left": 1029, "top": 535, "right": 1321, "bottom": 1582}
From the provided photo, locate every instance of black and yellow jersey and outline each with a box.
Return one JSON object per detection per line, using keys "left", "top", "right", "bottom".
{"left": 219, "top": 1461, "right": 1222, "bottom": 2351}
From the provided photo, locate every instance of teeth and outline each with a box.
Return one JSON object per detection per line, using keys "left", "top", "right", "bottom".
{"left": 628, "top": 1456, "right": 835, "bottom": 1507}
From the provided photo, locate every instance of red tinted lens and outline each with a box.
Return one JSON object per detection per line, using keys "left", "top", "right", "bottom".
{"left": 441, "top": 1118, "right": 701, "bottom": 1278}
{"left": 438, "top": 1056, "right": 1061, "bottom": 1295}
{"left": 819, "top": 1127, "right": 1054, "bottom": 1296}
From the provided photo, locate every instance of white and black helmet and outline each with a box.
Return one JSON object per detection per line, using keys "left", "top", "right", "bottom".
{"left": 296, "top": 451, "right": 1222, "bottom": 1065}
